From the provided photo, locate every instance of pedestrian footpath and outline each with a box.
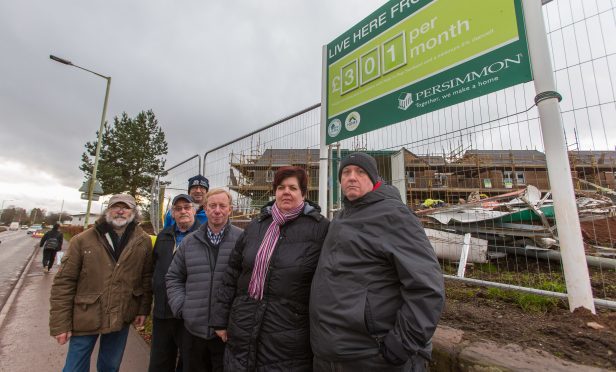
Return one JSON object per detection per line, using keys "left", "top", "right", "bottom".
{"left": 0, "top": 246, "right": 150, "bottom": 371}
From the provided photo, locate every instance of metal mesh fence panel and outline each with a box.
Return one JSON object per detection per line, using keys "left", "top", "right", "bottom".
{"left": 328, "top": 0, "right": 616, "bottom": 307}
{"left": 200, "top": 0, "right": 615, "bottom": 307}
{"left": 545, "top": 0, "right": 616, "bottom": 306}
{"left": 203, "top": 105, "right": 321, "bottom": 227}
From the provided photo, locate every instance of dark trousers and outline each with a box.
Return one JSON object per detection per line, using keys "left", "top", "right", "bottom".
{"left": 313, "top": 354, "right": 427, "bottom": 372}
{"left": 42, "top": 249, "right": 57, "bottom": 270}
{"left": 149, "top": 317, "right": 184, "bottom": 372}
{"left": 182, "top": 329, "right": 225, "bottom": 372}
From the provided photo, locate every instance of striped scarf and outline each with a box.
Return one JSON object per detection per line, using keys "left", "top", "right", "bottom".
{"left": 248, "top": 201, "right": 305, "bottom": 300}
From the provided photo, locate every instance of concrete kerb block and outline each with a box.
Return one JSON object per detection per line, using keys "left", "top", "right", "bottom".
{"left": 431, "top": 325, "right": 466, "bottom": 371}
{"left": 458, "top": 340, "right": 605, "bottom": 372}
{"left": 0, "top": 244, "right": 40, "bottom": 329}
{"left": 458, "top": 341, "right": 602, "bottom": 372}
{"left": 431, "top": 325, "right": 608, "bottom": 372}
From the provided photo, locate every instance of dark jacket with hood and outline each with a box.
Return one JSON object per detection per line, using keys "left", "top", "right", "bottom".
{"left": 152, "top": 220, "right": 200, "bottom": 319}
{"left": 211, "top": 200, "right": 329, "bottom": 372}
{"left": 49, "top": 217, "right": 153, "bottom": 337}
{"left": 166, "top": 221, "right": 243, "bottom": 339}
{"left": 309, "top": 184, "right": 445, "bottom": 364}
{"left": 41, "top": 227, "right": 64, "bottom": 250}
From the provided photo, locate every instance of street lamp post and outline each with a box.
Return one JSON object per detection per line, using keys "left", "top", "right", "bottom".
{"left": 50, "top": 55, "right": 111, "bottom": 228}
{"left": 1, "top": 199, "right": 15, "bottom": 210}
{"left": 58, "top": 199, "right": 64, "bottom": 225}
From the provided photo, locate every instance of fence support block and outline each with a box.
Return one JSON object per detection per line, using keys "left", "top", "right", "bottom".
{"left": 457, "top": 233, "right": 471, "bottom": 278}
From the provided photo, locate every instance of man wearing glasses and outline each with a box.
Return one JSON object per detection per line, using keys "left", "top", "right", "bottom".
{"left": 49, "top": 194, "right": 153, "bottom": 372}
{"left": 164, "top": 175, "right": 209, "bottom": 228}
{"left": 166, "top": 188, "right": 243, "bottom": 371}
{"left": 149, "top": 194, "right": 200, "bottom": 371}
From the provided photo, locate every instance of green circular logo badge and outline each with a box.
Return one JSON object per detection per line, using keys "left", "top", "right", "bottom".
{"left": 328, "top": 119, "right": 342, "bottom": 137}
{"left": 345, "top": 112, "right": 361, "bottom": 132}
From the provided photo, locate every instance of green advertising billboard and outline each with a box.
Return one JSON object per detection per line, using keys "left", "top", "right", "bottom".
{"left": 324, "top": 0, "right": 532, "bottom": 144}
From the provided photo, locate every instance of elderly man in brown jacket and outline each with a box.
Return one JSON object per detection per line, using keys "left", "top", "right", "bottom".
{"left": 49, "top": 194, "right": 153, "bottom": 372}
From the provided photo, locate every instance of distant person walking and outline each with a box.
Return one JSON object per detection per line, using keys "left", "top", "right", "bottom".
{"left": 40, "top": 223, "right": 63, "bottom": 273}
{"left": 49, "top": 194, "right": 153, "bottom": 372}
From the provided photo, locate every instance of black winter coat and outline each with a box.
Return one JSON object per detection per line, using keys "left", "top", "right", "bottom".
{"left": 151, "top": 221, "right": 199, "bottom": 319}
{"left": 310, "top": 184, "right": 445, "bottom": 363}
{"left": 211, "top": 200, "right": 329, "bottom": 372}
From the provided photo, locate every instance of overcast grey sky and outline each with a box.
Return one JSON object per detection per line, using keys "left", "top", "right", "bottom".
{"left": 0, "top": 0, "right": 387, "bottom": 214}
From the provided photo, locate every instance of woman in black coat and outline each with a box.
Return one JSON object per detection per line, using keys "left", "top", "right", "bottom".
{"left": 211, "top": 166, "right": 329, "bottom": 371}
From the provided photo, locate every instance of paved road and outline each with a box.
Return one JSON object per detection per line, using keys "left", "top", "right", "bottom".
{"left": 0, "top": 230, "right": 38, "bottom": 311}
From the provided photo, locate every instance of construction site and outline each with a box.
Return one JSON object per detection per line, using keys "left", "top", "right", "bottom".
{"left": 224, "top": 146, "right": 616, "bottom": 261}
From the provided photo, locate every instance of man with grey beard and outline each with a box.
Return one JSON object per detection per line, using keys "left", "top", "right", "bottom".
{"left": 50, "top": 194, "right": 153, "bottom": 372}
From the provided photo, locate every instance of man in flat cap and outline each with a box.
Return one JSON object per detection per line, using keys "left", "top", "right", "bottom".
{"left": 310, "top": 153, "right": 445, "bottom": 371}
{"left": 149, "top": 194, "right": 200, "bottom": 372}
{"left": 50, "top": 193, "right": 153, "bottom": 372}
{"left": 164, "top": 175, "right": 209, "bottom": 228}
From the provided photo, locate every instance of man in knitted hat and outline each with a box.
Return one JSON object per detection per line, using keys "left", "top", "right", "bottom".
{"left": 310, "top": 152, "right": 445, "bottom": 371}
{"left": 164, "top": 174, "right": 209, "bottom": 228}
{"left": 50, "top": 193, "right": 153, "bottom": 371}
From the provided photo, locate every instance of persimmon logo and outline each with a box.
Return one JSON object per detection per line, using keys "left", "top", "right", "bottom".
{"left": 398, "top": 92, "right": 413, "bottom": 110}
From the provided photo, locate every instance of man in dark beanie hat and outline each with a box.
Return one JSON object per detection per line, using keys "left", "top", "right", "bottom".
{"left": 311, "top": 152, "right": 445, "bottom": 371}
{"left": 337, "top": 152, "right": 379, "bottom": 186}
{"left": 164, "top": 174, "right": 209, "bottom": 228}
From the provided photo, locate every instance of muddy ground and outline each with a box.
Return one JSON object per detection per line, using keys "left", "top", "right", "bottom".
{"left": 442, "top": 280, "right": 616, "bottom": 370}
{"left": 581, "top": 216, "right": 616, "bottom": 248}
{"left": 427, "top": 215, "right": 616, "bottom": 369}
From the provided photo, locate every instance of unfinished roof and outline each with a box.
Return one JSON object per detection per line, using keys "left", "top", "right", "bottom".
{"left": 569, "top": 151, "right": 616, "bottom": 165}
{"left": 459, "top": 150, "right": 547, "bottom": 166}
{"left": 254, "top": 149, "right": 320, "bottom": 166}
{"left": 400, "top": 148, "right": 447, "bottom": 166}
{"left": 418, "top": 155, "right": 447, "bottom": 165}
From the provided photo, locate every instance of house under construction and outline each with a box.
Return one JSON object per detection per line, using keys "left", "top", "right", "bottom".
{"left": 228, "top": 149, "right": 320, "bottom": 217}
{"left": 396, "top": 149, "right": 616, "bottom": 206}
{"left": 227, "top": 147, "right": 616, "bottom": 215}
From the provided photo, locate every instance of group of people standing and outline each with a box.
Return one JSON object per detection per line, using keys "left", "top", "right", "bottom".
{"left": 48, "top": 152, "right": 445, "bottom": 372}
